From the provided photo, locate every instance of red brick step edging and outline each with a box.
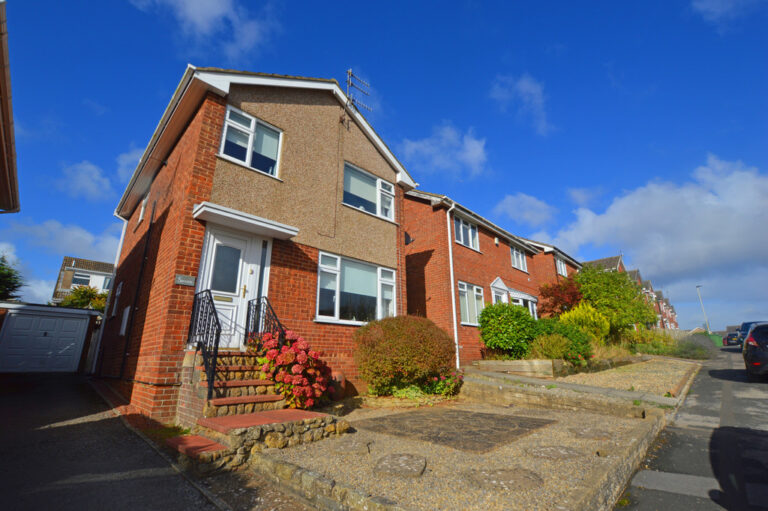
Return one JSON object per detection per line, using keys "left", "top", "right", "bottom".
{"left": 166, "top": 435, "right": 226, "bottom": 458}
{"left": 198, "top": 409, "right": 329, "bottom": 434}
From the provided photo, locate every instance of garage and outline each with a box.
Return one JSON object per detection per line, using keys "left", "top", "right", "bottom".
{"left": 0, "top": 304, "right": 100, "bottom": 373}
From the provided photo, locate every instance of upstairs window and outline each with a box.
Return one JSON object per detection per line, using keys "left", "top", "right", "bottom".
{"left": 511, "top": 247, "right": 528, "bottom": 272}
{"left": 220, "top": 106, "right": 281, "bottom": 176}
{"left": 556, "top": 258, "right": 568, "bottom": 277}
{"left": 72, "top": 273, "right": 90, "bottom": 287}
{"left": 342, "top": 164, "right": 395, "bottom": 221}
{"left": 458, "top": 281, "right": 484, "bottom": 325}
{"left": 103, "top": 276, "right": 113, "bottom": 291}
{"left": 454, "top": 217, "right": 479, "bottom": 250}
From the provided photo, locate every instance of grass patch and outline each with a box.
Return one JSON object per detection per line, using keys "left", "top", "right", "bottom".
{"left": 546, "top": 384, "right": 557, "bottom": 389}
{"left": 633, "top": 399, "right": 642, "bottom": 406}
{"left": 706, "top": 334, "right": 722, "bottom": 346}
{"left": 634, "top": 339, "right": 709, "bottom": 359}
{"left": 591, "top": 343, "right": 633, "bottom": 359}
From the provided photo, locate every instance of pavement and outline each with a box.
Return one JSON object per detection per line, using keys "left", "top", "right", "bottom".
{"left": 617, "top": 337, "right": 768, "bottom": 510}
{"left": 0, "top": 373, "right": 218, "bottom": 511}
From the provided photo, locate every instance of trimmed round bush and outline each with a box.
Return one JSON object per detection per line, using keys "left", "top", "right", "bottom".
{"left": 478, "top": 303, "right": 538, "bottom": 359}
{"left": 529, "top": 333, "right": 570, "bottom": 360}
{"left": 534, "top": 318, "right": 593, "bottom": 365}
{"left": 559, "top": 302, "right": 610, "bottom": 345}
{"left": 354, "top": 316, "right": 455, "bottom": 395}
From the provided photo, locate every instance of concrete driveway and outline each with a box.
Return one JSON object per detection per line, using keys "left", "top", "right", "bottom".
{"left": 0, "top": 374, "right": 217, "bottom": 511}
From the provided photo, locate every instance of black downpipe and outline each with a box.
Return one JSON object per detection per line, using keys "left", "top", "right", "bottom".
{"left": 118, "top": 202, "right": 156, "bottom": 379}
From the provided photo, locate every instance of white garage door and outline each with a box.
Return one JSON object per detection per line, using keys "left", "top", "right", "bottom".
{"left": 0, "top": 312, "right": 89, "bottom": 372}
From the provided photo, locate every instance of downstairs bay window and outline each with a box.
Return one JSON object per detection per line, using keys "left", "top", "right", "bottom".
{"left": 316, "top": 252, "right": 396, "bottom": 324}
{"left": 458, "top": 281, "right": 484, "bottom": 325}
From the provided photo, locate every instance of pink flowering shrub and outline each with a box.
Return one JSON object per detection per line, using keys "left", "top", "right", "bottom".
{"left": 419, "top": 370, "right": 464, "bottom": 396}
{"left": 246, "top": 331, "right": 333, "bottom": 409}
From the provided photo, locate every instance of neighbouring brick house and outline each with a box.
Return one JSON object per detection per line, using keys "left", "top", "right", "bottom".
{"left": 403, "top": 190, "right": 558, "bottom": 365}
{"left": 51, "top": 256, "right": 114, "bottom": 304}
{"left": 522, "top": 238, "right": 581, "bottom": 287}
{"left": 97, "top": 66, "right": 416, "bottom": 424}
{"left": 582, "top": 254, "right": 626, "bottom": 273}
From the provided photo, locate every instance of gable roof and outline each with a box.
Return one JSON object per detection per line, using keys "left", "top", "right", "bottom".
{"left": 642, "top": 280, "right": 653, "bottom": 290}
{"left": 116, "top": 65, "right": 417, "bottom": 219}
{"left": 59, "top": 256, "right": 114, "bottom": 275}
{"left": 627, "top": 269, "right": 642, "bottom": 282}
{"left": 517, "top": 237, "right": 582, "bottom": 269}
{"left": 582, "top": 255, "right": 623, "bottom": 272}
{"left": 405, "top": 190, "right": 539, "bottom": 254}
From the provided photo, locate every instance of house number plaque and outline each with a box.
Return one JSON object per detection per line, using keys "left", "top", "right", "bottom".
{"left": 174, "top": 274, "right": 196, "bottom": 287}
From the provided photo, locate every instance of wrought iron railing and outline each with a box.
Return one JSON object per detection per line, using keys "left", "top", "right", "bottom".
{"left": 188, "top": 290, "right": 221, "bottom": 401}
{"left": 245, "top": 296, "right": 287, "bottom": 350}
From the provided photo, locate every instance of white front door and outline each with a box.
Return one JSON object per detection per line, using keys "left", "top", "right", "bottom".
{"left": 199, "top": 228, "right": 269, "bottom": 349}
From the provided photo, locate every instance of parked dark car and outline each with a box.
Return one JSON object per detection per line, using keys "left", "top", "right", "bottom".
{"left": 723, "top": 332, "right": 740, "bottom": 346}
{"left": 738, "top": 321, "right": 762, "bottom": 344}
{"left": 743, "top": 322, "right": 768, "bottom": 381}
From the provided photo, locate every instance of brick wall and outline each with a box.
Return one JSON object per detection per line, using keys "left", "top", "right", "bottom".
{"left": 98, "top": 93, "right": 226, "bottom": 423}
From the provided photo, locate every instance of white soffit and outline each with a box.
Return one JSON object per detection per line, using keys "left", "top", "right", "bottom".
{"left": 193, "top": 202, "right": 299, "bottom": 240}
{"left": 508, "top": 288, "right": 538, "bottom": 302}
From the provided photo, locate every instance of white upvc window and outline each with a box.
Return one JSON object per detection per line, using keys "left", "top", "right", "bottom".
{"left": 342, "top": 163, "right": 395, "bottom": 221}
{"left": 72, "top": 272, "right": 91, "bottom": 287}
{"left": 316, "top": 252, "right": 396, "bottom": 324}
{"left": 511, "top": 297, "right": 538, "bottom": 319}
{"left": 220, "top": 105, "right": 282, "bottom": 177}
{"left": 454, "top": 217, "right": 479, "bottom": 250}
{"left": 492, "top": 287, "right": 508, "bottom": 304}
{"left": 556, "top": 257, "right": 568, "bottom": 277}
{"left": 111, "top": 282, "right": 122, "bottom": 317}
{"left": 511, "top": 246, "right": 528, "bottom": 272}
{"left": 119, "top": 305, "right": 130, "bottom": 336}
{"left": 458, "top": 281, "right": 484, "bottom": 325}
{"left": 137, "top": 194, "right": 149, "bottom": 225}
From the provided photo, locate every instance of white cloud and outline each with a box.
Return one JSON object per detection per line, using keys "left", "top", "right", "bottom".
{"left": 493, "top": 193, "right": 557, "bottom": 227}
{"left": 568, "top": 187, "right": 602, "bottom": 207}
{"left": 4, "top": 220, "right": 122, "bottom": 263}
{"left": 131, "top": 0, "right": 278, "bottom": 61}
{"left": 490, "top": 74, "right": 553, "bottom": 136}
{"left": 58, "top": 161, "right": 115, "bottom": 201}
{"left": 401, "top": 123, "right": 487, "bottom": 178}
{"left": 82, "top": 99, "right": 108, "bottom": 116}
{"left": 691, "top": 0, "right": 766, "bottom": 22}
{"left": 116, "top": 147, "right": 144, "bottom": 182}
{"left": 545, "top": 154, "right": 768, "bottom": 329}
{"left": 0, "top": 241, "right": 18, "bottom": 264}
{"left": 21, "top": 279, "right": 56, "bottom": 304}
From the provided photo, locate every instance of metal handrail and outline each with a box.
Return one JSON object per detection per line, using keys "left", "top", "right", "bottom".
{"left": 187, "top": 290, "right": 221, "bottom": 401}
{"left": 245, "top": 296, "right": 287, "bottom": 350}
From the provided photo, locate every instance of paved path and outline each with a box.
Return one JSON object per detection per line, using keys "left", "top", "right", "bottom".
{"left": 0, "top": 374, "right": 218, "bottom": 511}
{"left": 617, "top": 337, "right": 768, "bottom": 510}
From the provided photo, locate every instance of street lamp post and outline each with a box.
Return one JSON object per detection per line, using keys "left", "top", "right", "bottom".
{"left": 696, "top": 285, "right": 711, "bottom": 334}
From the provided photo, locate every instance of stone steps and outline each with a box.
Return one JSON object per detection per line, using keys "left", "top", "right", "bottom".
{"left": 203, "top": 393, "right": 286, "bottom": 418}
{"left": 203, "top": 379, "right": 278, "bottom": 399}
{"left": 195, "top": 365, "right": 269, "bottom": 382}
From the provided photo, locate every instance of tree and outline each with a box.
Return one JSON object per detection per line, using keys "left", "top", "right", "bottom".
{"left": 574, "top": 266, "right": 657, "bottom": 341}
{"left": 59, "top": 286, "right": 108, "bottom": 312}
{"left": 538, "top": 276, "right": 583, "bottom": 317}
{"left": 0, "top": 255, "right": 23, "bottom": 300}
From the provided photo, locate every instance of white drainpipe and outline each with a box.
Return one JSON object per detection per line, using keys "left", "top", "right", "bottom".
{"left": 445, "top": 201, "right": 460, "bottom": 369}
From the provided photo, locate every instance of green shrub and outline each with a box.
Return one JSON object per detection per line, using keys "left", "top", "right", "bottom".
{"left": 559, "top": 302, "right": 610, "bottom": 345}
{"left": 534, "top": 318, "right": 593, "bottom": 365}
{"left": 478, "top": 303, "right": 538, "bottom": 359}
{"left": 354, "top": 316, "right": 455, "bottom": 395}
{"left": 529, "top": 334, "right": 570, "bottom": 359}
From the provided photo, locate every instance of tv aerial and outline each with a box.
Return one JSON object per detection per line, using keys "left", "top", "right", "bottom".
{"left": 345, "top": 69, "right": 372, "bottom": 113}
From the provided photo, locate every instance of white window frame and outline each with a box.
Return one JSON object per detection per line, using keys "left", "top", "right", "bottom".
{"left": 315, "top": 251, "right": 396, "bottom": 325}
{"left": 556, "top": 257, "right": 568, "bottom": 277}
{"left": 458, "top": 281, "right": 485, "bottom": 326}
{"left": 511, "top": 246, "right": 528, "bottom": 272}
{"left": 511, "top": 297, "right": 538, "bottom": 319}
{"left": 342, "top": 162, "right": 396, "bottom": 221}
{"left": 137, "top": 193, "right": 149, "bottom": 226}
{"left": 72, "top": 272, "right": 91, "bottom": 287}
{"left": 454, "top": 217, "right": 479, "bottom": 250}
{"left": 219, "top": 105, "right": 283, "bottom": 178}
{"left": 119, "top": 305, "right": 130, "bottom": 336}
{"left": 111, "top": 282, "right": 122, "bottom": 318}
{"left": 491, "top": 286, "right": 508, "bottom": 305}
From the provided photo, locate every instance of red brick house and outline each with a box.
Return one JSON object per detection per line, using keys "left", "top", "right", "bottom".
{"left": 97, "top": 66, "right": 416, "bottom": 423}
{"left": 582, "top": 255, "right": 626, "bottom": 273}
{"left": 403, "top": 190, "right": 572, "bottom": 365}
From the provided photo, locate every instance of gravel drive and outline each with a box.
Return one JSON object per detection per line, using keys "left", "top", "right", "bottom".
{"left": 556, "top": 358, "right": 697, "bottom": 396}
{"left": 266, "top": 402, "right": 654, "bottom": 510}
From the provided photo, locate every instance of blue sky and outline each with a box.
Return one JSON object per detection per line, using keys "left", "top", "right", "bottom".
{"left": 2, "top": 0, "right": 767, "bottom": 330}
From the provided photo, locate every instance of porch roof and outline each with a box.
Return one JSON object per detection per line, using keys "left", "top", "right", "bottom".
{"left": 192, "top": 202, "right": 299, "bottom": 239}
